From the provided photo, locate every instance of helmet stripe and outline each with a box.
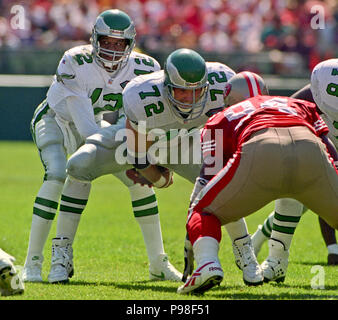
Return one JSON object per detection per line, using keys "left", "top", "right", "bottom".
{"left": 243, "top": 72, "right": 261, "bottom": 97}
{"left": 253, "top": 74, "right": 262, "bottom": 95}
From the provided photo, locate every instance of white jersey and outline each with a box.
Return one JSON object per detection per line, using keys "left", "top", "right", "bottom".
{"left": 46, "top": 44, "right": 160, "bottom": 123}
{"left": 31, "top": 44, "right": 160, "bottom": 153}
{"left": 310, "top": 58, "right": 338, "bottom": 149}
{"left": 123, "top": 62, "right": 236, "bottom": 145}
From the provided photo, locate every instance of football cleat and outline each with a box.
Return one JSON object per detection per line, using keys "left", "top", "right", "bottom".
{"left": 149, "top": 253, "right": 182, "bottom": 282}
{"left": 22, "top": 254, "right": 43, "bottom": 282}
{"left": 177, "top": 261, "right": 223, "bottom": 295}
{"left": 48, "top": 237, "right": 74, "bottom": 284}
{"left": 232, "top": 235, "right": 264, "bottom": 286}
{"left": 328, "top": 253, "right": 338, "bottom": 266}
{"left": 261, "top": 239, "right": 289, "bottom": 283}
{"left": 251, "top": 225, "right": 269, "bottom": 256}
{"left": 0, "top": 249, "right": 24, "bottom": 296}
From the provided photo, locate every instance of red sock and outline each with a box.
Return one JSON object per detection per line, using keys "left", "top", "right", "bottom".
{"left": 187, "top": 210, "right": 222, "bottom": 245}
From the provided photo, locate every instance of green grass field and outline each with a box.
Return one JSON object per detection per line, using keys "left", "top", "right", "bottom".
{"left": 0, "top": 141, "right": 337, "bottom": 301}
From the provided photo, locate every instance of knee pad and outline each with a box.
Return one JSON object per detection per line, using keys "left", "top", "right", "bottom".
{"left": 66, "top": 144, "right": 98, "bottom": 182}
{"left": 86, "top": 123, "right": 126, "bottom": 149}
{"left": 34, "top": 117, "right": 64, "bottom": 150}
{"left": 40, "top": 143, "right": 67, "bottom": 182}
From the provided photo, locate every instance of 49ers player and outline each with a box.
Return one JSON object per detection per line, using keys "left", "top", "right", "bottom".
{"left": 178, "top": 71, "right": 338, "bottom": 295}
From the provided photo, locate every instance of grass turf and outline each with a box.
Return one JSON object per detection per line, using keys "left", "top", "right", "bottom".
{"left": 0, "top": 141, "right": 337, "bottom": 301}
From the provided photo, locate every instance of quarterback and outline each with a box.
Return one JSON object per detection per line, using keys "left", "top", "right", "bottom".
{"left": 24, "top": 9, "right": 182, "bottom": 284}
{"left": 102, "top": 48, "right": 264, "bottom": 285}
{"left": 251, "top": 58, "right": 338, "bottom": 282}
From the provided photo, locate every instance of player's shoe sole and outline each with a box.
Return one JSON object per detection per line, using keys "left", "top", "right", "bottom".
{"left": 189, "top": 275, "right": 223, "bottom": 295}
{"left": 178, "top": 261, "right": 223, "bottom": 295}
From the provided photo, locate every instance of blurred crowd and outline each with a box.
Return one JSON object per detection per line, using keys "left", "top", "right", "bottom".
{"left": 0, "top": 0, "right": 337, "bottom": 72}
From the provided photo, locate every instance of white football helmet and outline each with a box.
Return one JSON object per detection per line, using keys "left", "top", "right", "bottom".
{"left": 311, "top": 58, "right": 338, "bottom": 121}
{"left": 223, "top": 71, "right": 268, "bottom": 107}
{"left": 91, "top": 9, "right": 136, "bottom": 75}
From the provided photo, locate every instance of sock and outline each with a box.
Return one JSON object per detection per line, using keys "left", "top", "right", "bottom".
{"left": 261, "top": 212, "right": 274, "bottom": 238}
{"left": 193, "top": 236, "right": 220, "bottom": 266}
{"left": 56, "top": 176, "right": 91, "bottom": 243}
{"left": 26, "top": 180, "right": 63, "bottom": 261}
{"left": 128, "top": 184, "right": 164, "bottom": 265}
{"left": 327, "top": 244, "right": 338, "bottom": 255}
{"left": 270, "top": 198, "right": 303, "bottom": 250}
{"left": 224, "top": 218, "right": 249, "bottom": 242}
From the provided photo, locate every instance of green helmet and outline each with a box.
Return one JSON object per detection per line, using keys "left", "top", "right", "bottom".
{"left": 91, "top": 9, "right": 136, "bottom": 74}
{"left": 164, "top": 49, "right": 209, "bottom": 123}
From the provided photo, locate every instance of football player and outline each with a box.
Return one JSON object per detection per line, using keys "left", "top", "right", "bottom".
{"left": 250, "top": 58, "right": 338, "bottom": 282}
{"left": 0, "top": 248, "right": 24, "bottom": 296}
{"left": 24, "top": 9, "right": 182, "bottom": 284}
{"left": 67, "top": 48, "right": 264, "bottom": 286}
{"left": 178, "top": 72, "right": 338, "bottom": 295}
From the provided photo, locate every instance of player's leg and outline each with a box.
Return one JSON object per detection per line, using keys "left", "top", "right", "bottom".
{"left": 48, "top": 176, "right": 90, "bottom": 283}
{"left": 48, "top": 124, "right": 130, "bottom": 283}
{"left": 23, "top": 111, "right": 66, "bottom": 282}
{"left": 0, "top": 248, "right": 24, "bottom": 296}
{"left": 260, "top": 198, "right": 304, "bottom": 283}
{"left": 114, "top": 171, "right": 182, "bottom": 281}
{"left": 168, "top": 133, "right": 261, "bottom": 285}
{"left": 251, "top": 211, "right": 274, "bottom": 256}
{"left": 178, "top": 210, "right": 223, "bottom": 295}
{"left": 318, "top": 217, "right": 338, "bottom": 265}
{"left": 263, "top": 127, "right": 338, "bottom": 282}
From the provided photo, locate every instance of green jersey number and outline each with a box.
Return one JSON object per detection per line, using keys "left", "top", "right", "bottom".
{"left": 134, "top": 57, "right": 156, "bottom": 76}
{"left": 90, "top": 88, "right": 123, "bottom": 115}
{"left": 73, "top": 53, "right": 93, "bottom": 66}
{"left": 326, "top": 68, "right": 338, "bottom": 97}
{"left": 144, "top": 101, "right": 165, "bottom": 117}
{"left": 326, "top": 83, "right": 338, "bottom": 97}
{"left": 208, "top": 71, "right": 229, "bottom": 102}
{"left": 139, "top": 85, "right": 161, "bottom": 100}
{"left": 138, "top": 85, "right": 164, "bottom": 117}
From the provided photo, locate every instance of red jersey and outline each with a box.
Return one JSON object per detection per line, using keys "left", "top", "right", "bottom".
{"left": 201, "top": 95, "right": 329, "bottom": 163}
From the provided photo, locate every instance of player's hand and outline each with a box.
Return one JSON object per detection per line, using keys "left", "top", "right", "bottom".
{"left": 182, "top": 234, "right": 194, "bottom": 282}
{"left": 125, "top": 168, "right": 153, "bottom": 187}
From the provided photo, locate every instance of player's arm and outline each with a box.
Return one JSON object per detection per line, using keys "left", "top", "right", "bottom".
{"left": 125, "top": 118, "right": 173, "bottom": 188}
{"left": 66, "top": 96, "right": 99, "bottom": 138}
{"left": 49, "top": 53, "right": 100, "bottom": 139}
